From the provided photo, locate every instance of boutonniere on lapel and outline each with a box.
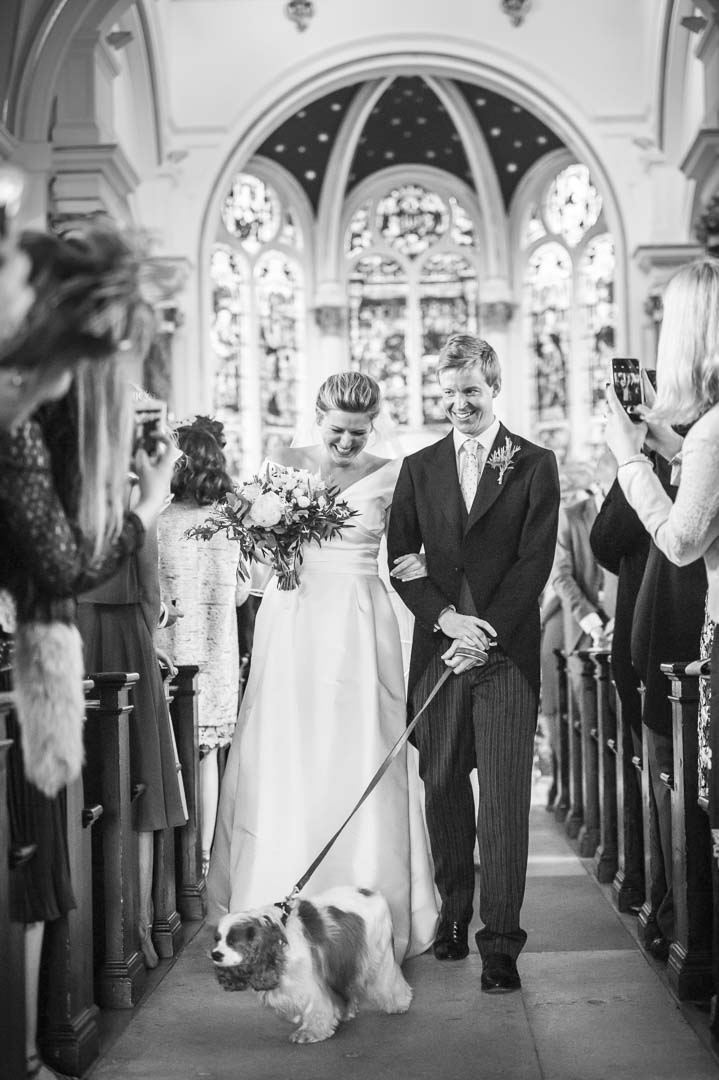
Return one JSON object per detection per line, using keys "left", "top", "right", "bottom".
{"left": 486, "top": 437, "right": 521, "bottom": 485}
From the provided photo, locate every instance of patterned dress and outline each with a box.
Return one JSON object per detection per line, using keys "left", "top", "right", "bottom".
{"left": 157, "top": 502, "right": 240, "bottom": 750}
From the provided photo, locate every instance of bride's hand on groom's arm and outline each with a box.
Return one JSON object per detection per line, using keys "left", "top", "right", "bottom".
{"left": 390, "top": 553, "right": 427, "bottom": 581}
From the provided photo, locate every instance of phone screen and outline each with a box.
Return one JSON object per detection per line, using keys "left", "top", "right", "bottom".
{"left": 133, "top": 400, "right": 167, "bottom": 457}
{"left": 612, "top": 358, "right": 642, "bottom": 419}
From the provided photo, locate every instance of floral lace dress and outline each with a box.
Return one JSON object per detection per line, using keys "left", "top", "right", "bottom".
{"left": 0, "top": 419, "right": 146, "bottom": 921}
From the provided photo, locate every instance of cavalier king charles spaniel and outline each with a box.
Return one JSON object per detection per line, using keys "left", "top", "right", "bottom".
{"left": 211, "top": 885, "right": 412, "bottom": 1043}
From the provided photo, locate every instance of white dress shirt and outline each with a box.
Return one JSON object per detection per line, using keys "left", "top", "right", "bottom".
{"left": 452, "top": 416, "right": 501, "bottom": 484}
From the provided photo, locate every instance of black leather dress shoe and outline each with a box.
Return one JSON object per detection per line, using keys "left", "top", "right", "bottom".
{"left": 480, "top": 952, "right": 521, "bottom": 993}
{"left": 433, "top": 920, "right": 469, "bottom": 961}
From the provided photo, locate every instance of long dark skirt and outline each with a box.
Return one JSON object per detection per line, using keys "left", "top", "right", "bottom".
{"left": 77, "top": 602, "right": 186, "bottom": 832}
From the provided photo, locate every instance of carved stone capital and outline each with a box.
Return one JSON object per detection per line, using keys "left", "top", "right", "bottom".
{"left": 479, "top": 300, "right": 516, "bottom": 330}
{"left": 314, "top": 305, "right": 347, "bottom": 336}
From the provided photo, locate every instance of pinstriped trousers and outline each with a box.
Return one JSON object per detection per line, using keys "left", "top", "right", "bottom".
{"left": 412, "top": 641, "right": 537, "bottom": 960}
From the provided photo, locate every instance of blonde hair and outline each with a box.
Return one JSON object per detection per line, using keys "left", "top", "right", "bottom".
{"left": 76, "top": 360, "right": 134, "bottom": 559}
{"left": 315, "top": 371, "right": 381, "bottom": 421}
{"left": 437, "top": 333, "right": 502, "bottom": 392}
{"left": 651, "top": 257, "right": 719, "bottom": 425}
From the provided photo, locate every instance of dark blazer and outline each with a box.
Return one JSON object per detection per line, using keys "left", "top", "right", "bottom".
{"left": 628, "top": 458, "right": 706, "bottom": 737}
{"left": 387, "top": 423, "right": 560, "bottom": 701}
{"left": 590, "top": 477, "right": 649, "bottom": 739}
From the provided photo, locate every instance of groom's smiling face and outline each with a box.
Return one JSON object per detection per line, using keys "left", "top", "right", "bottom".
{"left": 438, "top": 362, "right": 499, "bottom": 437}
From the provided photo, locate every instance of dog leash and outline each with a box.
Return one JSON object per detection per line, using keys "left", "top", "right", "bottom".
{"left": 275, "top": 662, "right": 456, "bottom": 923}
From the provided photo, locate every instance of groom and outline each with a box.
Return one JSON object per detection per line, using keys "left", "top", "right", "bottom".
{"left": 388, "top": 332, "right": 560, "bottom": 992}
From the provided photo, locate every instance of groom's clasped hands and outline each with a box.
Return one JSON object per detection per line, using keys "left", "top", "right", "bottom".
{"left": 438, "top": 610, "right": 497, "bottom": 673}
{"left": 390, "top": 553, "right": 496, "bottom": 673}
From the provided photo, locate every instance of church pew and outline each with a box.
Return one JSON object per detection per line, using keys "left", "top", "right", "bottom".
{"left": 83, "top": 672, "right": 147, "bottom": 1009}
{"left": 151, "top": 669, "right": 183, "bottom": 959}
{"left": 169, "top": 665, "right": 206, "bottom": 921}
{"left": 565, "top": 651, "right": 584, "bottom": 840}
{"left": 610, "top": 682, "right": 645, "bottom": 913}
{"left": 592, "top": 650, "right": 618, "bottom": 883}
{"left": 574, "top": 649, "right": 600, "bottom": 858}
{"left": 0, "top": 690, "right": 26, "bottom": 1080}
{"left": 552, "top": 648, "right": 570, "bottom": 823}
{"left": 39, "top": 680, "right": 102, "bottom": 1078}
{"left": 661, "top": 662, "right": 712, "bottom": 1001}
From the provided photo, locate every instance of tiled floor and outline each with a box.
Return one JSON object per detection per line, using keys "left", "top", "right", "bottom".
{"left": 88, "top": 782, "right": 719, "bottom": 1080}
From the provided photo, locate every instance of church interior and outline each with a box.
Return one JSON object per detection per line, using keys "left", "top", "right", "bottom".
{"left": 3, "top": 1, "right": 719, "bottom": 1077}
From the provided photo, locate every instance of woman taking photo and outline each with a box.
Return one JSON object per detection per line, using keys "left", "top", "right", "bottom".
{"left": 605, "top": 255, "right": 719, "bottom": 1012}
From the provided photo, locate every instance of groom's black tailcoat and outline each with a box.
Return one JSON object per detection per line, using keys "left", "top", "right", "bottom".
{"left": 388, "top": 424, "right": 560, "bottom": 705}
{"left": 387, "top": 422, "right": 560, "bottom": 955}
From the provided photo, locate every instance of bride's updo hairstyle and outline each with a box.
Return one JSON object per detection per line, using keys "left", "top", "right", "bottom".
{"left": 315, "top": 371, "right": 381, "bottom": 422}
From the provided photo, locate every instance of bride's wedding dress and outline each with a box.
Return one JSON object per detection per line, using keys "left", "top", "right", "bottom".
{"left": 207, "top": 457, "right": 439, "bottom": 960}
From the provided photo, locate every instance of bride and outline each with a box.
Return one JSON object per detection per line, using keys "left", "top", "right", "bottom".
{"left": 207, "top": 371, "right": 439, "bottom": 960}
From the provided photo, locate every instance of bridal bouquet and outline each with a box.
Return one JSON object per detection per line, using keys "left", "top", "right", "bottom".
{"left": 185, "top": 467, "right": 358, "bottom": 590}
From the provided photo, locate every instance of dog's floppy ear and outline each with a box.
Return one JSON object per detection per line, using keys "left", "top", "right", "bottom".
{"left": 248, "top": 917, "right": 287, "bottom": 991}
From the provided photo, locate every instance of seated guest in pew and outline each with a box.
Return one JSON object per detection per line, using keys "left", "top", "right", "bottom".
{"left": 157, "top": 417, "right": 238, "bottom": 879}
{"left": 77, "top": 376, "right": 188, "bottom": 971}
{"left": 606, "top": 257, "right": 718, "bottom": 961}
{"left": 0, "top": 226, "right": 177, "bottom": 1080}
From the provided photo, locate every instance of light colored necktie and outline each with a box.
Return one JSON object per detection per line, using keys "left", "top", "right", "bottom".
{"left": 460, "top": 439, "right": 482, "bottom": 510}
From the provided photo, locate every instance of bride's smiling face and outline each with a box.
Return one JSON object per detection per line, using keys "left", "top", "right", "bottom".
{"left": 317, "top": 408, "right": 373, "bottom": 466}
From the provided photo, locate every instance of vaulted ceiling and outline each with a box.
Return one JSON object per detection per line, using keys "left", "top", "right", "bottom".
{"left": 256, "top": 75, "right": 565, "bottom": 213}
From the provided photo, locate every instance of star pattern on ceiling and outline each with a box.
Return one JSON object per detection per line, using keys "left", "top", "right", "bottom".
{"left": 255, "top": 75, "right": 564, "bottom": 213}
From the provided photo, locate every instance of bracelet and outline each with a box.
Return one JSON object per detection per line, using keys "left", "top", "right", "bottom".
{"left": 617, "top": 454, "right": 652, "bottom": 469}
{"left": 434, "top": 604, "right": 456, "bottom": 632}
{"left": 157, "top": 602, "right": 169, "bottom": 629}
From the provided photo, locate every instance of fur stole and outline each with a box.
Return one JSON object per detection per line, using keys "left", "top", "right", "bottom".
{"left": 13, "top": 619, "right": 85, "bottom": 797}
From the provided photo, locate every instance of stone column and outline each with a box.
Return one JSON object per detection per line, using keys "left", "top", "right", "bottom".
{"left": 312, "top": 303, "right": 349, "bottom": 384}
{"left": 479, "top": 299, "right": 517, "bottom": 426}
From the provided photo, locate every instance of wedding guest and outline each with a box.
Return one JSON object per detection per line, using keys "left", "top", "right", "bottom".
{"left": 77, "top": 372, "right": 187, "bottom": 970}
{"left": 388, "top": 333, "right": 560, "bottom": 992}
{"left": 208, "top": 372, "right": 439, "bottom": 961}
{"left": 157, "top": 420, "right": 237, "bottom": 877}
{"left": 0, "top": 225, "right": 176, "bottom": 1080}
{"left": 590, "top": 475, "right": 650, "bottom": 910}
{"left": 605, "top": 256, "right": 719, "bottom": 961}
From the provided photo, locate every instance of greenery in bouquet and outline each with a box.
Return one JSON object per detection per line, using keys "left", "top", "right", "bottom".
{"left": 185, "top": 467, "right": 358, "bottom": 590}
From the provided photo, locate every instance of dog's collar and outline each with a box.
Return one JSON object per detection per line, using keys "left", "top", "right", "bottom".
{"left": 274, "top": 886, "right": 299, "bottom": 926}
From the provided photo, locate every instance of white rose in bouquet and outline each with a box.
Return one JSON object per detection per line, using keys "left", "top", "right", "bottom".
{"left": 247, "top": 491, "right": 285, "bottom": 527}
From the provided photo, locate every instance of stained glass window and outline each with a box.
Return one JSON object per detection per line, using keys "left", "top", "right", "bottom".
{"left": 525, "top": 242, "right": 572, "bottom": 424}
{"left": 348, "top": 255, "right": 409, "bottom": 425}
{"left": 345, "top": 180, "right": 481, "bottom": 428}
{"left": 543, "top": 164, "right": 602, "bottom": 248}
{"left": 210, "top": 244, "right": 250, "bottom": 474}
{"left": 221, "top": 174, "right": 281, "bottom": 253}
{"left": 449, "top": 197, "right": 476, "bottom": 247}
{"left": 578, "top": 234, "right": 616, "bottom": 416}
{"left": 211, "top": 171, "right": 305, "bottom": 474}
{"left": 376, "top": 184, "right": 449, "bottom": 258}
{"left": 346, "top": 200, "right": 373, "bottom": 256}
{"left": 255, "top": 251, "right": 303, "bottom": 452}
{"left": 420, "top": 254, "right": 478, "bottom": 424}
{"left": 521, "top": 203, "right": 547, "bottom": 248}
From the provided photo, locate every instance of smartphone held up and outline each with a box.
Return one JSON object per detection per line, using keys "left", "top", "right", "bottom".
{"left": 611, "top": 357, "right": 646, "bottom": 422}
{"left": 133, "top": 396, "right": 168, "bottom": 461}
